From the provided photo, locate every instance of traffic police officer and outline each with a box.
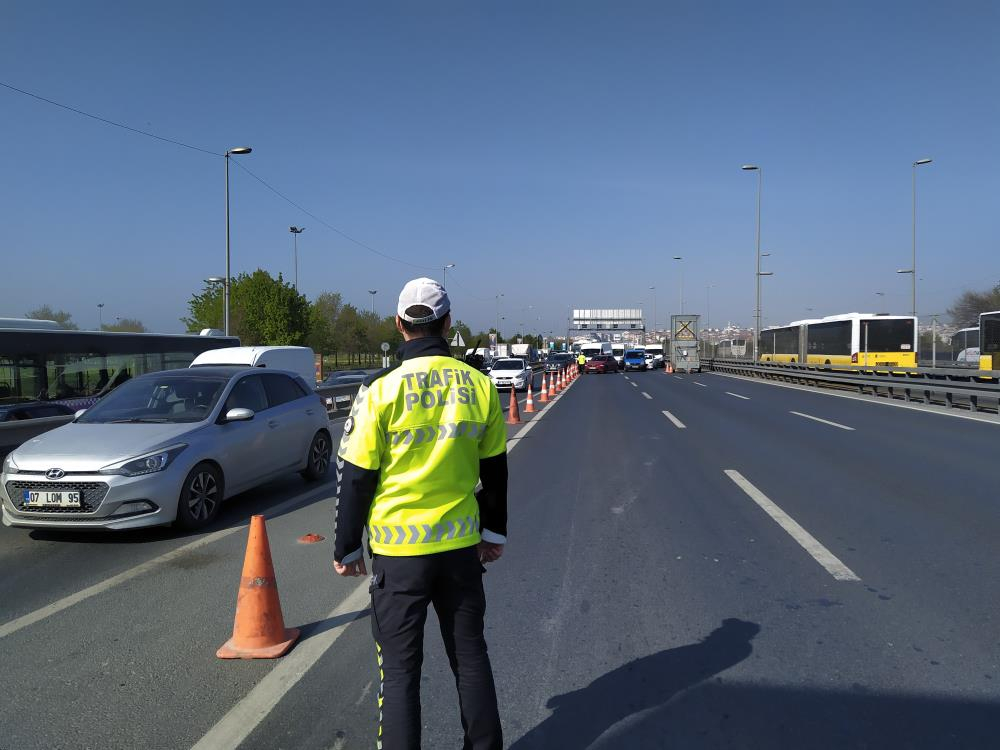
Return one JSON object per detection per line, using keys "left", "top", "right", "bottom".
{"left": 334, "top": 278, "right": 507, "bottom": 750}
{"left": 577, "top": 352, "right": 586, "bottom": 373}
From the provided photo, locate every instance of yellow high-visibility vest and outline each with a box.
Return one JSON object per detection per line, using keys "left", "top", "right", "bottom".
{"left": 338, "top": 356, "right": 506, "bottom": 556}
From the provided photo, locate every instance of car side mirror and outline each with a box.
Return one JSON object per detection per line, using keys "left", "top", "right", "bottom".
{"left": 74, "top": 409, "right": 87, "bottom": 420}
{"left": 224, "top": 407, "right": 255, "bottom": 423}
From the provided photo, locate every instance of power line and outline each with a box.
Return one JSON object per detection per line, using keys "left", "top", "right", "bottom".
{"left": 231, "top": 160, "right": 437, "bottom": 272}
{"left": 0, "top": 80, "right": 220, "bottom": 157}
{"left": 1, "top": 79, "right": 441, "bottom": 272}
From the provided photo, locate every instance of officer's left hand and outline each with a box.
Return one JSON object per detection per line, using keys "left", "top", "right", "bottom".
{"left": 333, "top": 558, "right": 368, "bottom": 577}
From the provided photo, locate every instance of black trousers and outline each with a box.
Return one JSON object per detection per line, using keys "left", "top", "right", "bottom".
{"left": 370, "top": 545, "right": 502, "bottom": 750}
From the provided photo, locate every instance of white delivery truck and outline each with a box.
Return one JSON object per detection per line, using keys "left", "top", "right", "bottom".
{"left": 190, "top": 346, "right": 317, "bottom": 385}
{"left": 580, "top": 342, "right": 613, "bottom": 361}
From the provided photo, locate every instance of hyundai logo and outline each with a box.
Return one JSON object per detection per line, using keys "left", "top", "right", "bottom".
{"left": 45, "top": 468, "right": 65, "bottom": 480}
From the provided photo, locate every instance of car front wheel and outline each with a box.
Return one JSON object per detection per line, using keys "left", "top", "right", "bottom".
{"left": 302, "top": 430, "right": 331, "bottom": 481}
{"left": 176, "top": 462, "right": 223, "bottom": 530}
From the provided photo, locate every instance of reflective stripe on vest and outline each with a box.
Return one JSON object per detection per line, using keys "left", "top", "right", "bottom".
{"left": 369, "top": 513, "right": 480, "bottom": 546}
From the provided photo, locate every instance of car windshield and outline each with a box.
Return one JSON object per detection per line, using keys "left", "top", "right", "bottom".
{"left": 77, "top": 373, "right": 230, "bottom": 424}
{"left": 626, "top": 351, "right": 643, "bottom": 357}
{"left": 492, "top": 361, "right": 523, "bottom": 371}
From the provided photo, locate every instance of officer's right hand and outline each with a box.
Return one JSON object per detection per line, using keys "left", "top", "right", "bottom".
{"left": 333, "top": 558, "right": 368, "bottom": 577}
{"left": 477, "top": 542, "right": 504, "bottom": 563}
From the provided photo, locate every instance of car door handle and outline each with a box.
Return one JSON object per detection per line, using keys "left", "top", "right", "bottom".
{"left": 268, "top": 420, "right": 279, "bottom": 428}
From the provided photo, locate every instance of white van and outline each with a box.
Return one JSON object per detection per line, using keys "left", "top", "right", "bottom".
{"left": 190, "top": 346, "right": 317, "bottom": 385}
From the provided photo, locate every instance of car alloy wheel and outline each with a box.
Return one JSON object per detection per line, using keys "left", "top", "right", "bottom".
{"left": 176, "top": 462, "right": 223, "bottom": 530}
{"left": 303, "top": 431, "right": 331, "bottom": 481}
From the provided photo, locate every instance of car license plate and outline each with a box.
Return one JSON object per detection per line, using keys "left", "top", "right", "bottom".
{"left": 23, "top": 490, "right": 82, "bottom": 508}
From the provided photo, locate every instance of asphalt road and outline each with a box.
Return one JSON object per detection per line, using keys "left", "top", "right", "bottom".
{"left": 2, "top": 367, "right": 999, "bottom": 749}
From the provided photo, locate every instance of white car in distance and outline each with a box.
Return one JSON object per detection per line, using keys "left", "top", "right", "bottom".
{"left": 488, "top": 358, "right": 532, "bottom": 392}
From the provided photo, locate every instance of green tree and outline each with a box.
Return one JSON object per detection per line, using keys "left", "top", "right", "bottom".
{"left": 948, "top": 281, "right": 1000, "bottom": 328}
{"left": 307, "top": 291, "right": 344, "bottom": 357}
{"left": 336, "top": 304, "right": 367, "bottom": 365}
{"left": 25, "top": 305, "right": 78, "bottom": 329}
{"left": 182, "top": 270, "right": 310, "bottom": 346}
{"left": 101, "top": 318, "right": 147, "bottom": 333}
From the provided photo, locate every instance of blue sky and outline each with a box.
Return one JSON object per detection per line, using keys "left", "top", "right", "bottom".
{"left": 2, "top": 1, "right": 997, "bottom": 336}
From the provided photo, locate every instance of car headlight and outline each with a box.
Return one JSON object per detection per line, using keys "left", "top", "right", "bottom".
{"left": 99, "top": 444, "right": 187, "bottom": 477}
{"left": 2, "top": 453, "right": 18, "bottom": 474}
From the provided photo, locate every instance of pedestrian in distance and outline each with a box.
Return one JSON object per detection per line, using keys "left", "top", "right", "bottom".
{"left": 333, "top": 277, "right": 507, "bottom": 750}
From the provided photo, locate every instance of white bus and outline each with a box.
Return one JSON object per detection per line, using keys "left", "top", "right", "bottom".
{"left": 758, "top": 313, "right": 917, "bottom": 367}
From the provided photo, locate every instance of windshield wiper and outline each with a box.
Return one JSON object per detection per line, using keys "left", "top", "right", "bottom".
{"left": 109, "top": 418, "right": 170, "bottom": 424}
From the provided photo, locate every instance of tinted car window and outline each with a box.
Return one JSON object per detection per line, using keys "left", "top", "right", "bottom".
{"left": 263, "top": 373, "right": 307, "bottom": 407}
{"left": 224, "top": 375, "right": 269, "bottom": 413}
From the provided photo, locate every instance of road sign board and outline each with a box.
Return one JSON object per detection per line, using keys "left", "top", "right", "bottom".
{"left": 450, "top": 332, "right": 466, "bottom": 348}
{"left": 380, "top": 342, "right": 390, "bottom": 352}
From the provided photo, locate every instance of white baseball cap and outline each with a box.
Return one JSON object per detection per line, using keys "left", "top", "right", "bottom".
{"left": 397, "top": 277, "right": 451, "bottom": 324}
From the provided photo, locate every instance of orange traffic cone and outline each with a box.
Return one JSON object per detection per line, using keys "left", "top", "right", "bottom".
{"left": 556, "top": 368, "right": 564, "bottom": 392}
{"left": 506, "top": 384, "right": 522, "bottom": 424}
{"left": 218, "top": 515, "right": 300, "bottom": 659}
{"left": 548, "top": 370, "right": 557, "bottom": 398}
{"left": 539, "top": 371, "right": 550, "bottom": 402}
{"left": 524, "top": 377, "right": 536, "bottom": 413}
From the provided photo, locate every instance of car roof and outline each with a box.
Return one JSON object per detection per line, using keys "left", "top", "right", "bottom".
{"left": 137, "top": 366, "right": 250, "bottom": 379}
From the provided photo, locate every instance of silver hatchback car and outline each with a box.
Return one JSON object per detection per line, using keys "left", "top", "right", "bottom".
{"left": 1, "top": 367, "right": 332, "bottom": 531}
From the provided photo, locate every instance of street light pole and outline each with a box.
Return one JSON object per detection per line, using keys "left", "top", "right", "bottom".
{"left": 97, "top": 303, "right": 104, "bottom": 330}
{"left": 224, "top": 146, "right": 252, "bottom": 336}
{"left": 368, "top": 290, "right": 377, "bottom": 315}
{"left": 742, "top": 165, "right": 763, "bottom": 359}
{"left": 672, "top": 257, "right": 683, "bottom": 313}
{"left": 289, "top": 226, "right": 305, "bottom": 291}
{"left": 911, "top": 158, "right": 933, "bottom": 317}
{"left": 495, "top": 293, "right": 503, "bottom": 342}
{"left": 443, "top": 263, "right": 455, "bottom": 287}
{"left": 648, "top": 286, "right": 656, "bottom": 344}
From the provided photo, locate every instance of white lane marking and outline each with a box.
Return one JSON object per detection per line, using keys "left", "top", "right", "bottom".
{"left": 724, "top": 470, "right": 860, "bottom": 582}
{"left": 790, "top": 411, "right": 855, "bottom": 431}
{"left": 708, "top": 370, "right": 1000, "bottom": 427}
{"left": 662, "top": 411, "right": 686, "bottom": 429}
{"left": 630, "top": 382, "right": 638, "bottom": 388}
{"left": 725, "top": 391, "right": 750, "bottom": 400}
{"left": 641, "top": 392, "right": 652, "bottom": 400}
{"left": 190, "top": 581, "right": 371, "bottom": 750}
{"left": 0, "top": 483, "right": 333, "bottom": 640}
{"left": 624, "top": 376, "right": 630, "bottom": 381}
{"left": 693, "top": 382, "right": 707, "bottom": 388}
{"left": 193, "top": 361, "right": 562, "bottom": 749}
{"left": 675, "top": 376, "right": 684, "bottom": 380}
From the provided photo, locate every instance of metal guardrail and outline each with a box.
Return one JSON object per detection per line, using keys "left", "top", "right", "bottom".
{"left": 316, "top": 383, "right": 363, "bottom": 418}
{"left": 706, "top": 358, "right": 1000, "bottom": 416}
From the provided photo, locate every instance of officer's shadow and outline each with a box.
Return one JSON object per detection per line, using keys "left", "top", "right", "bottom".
{"left": 510, "top": 617, "right": 760, "bottom": 749}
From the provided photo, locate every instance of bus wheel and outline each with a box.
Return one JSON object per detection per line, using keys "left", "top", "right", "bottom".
{"left": 824, "top": 360, "right": 831, "bottom": 365}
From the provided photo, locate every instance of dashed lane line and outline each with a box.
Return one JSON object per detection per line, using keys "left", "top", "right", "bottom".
{"left": 641, "top": 392, "right": 652, "bottom": 400}
{"left": 630, "top": 382, "right": 638, "bottom": 388}
{"left": 693, "top": 382, "right": 707, "bottom": 388}
{"left": 662, "top": 411, "right": 686, "bottom": 429}
{"left": 790, "top": 411, "right": 855, "bottom": 431}
{"left": 725, "top": 391, "right": 750, "bottom": 400}
{"left": 191, "top": 367, "right": 570, "bottom": 750}
{"left": 724, "top": 470, "right": 860, "bottom": 582}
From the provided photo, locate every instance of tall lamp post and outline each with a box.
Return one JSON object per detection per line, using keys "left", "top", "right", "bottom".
{"left": 443, "top": 263, "right": 455, "bottom": 287}
{"left": 97, "top": 303, "right": 104, "bottom": 330}
{"left": 289, "top": 226, "right": 305, "bottom": 291}
{"left": 495, "top": 293, "right": 504, "bottom": 342}
{"left": 742, "top": 164, "right": 763, "bottom": 359}
{"left": 225, "top": 146, "right": 252, "bottom": 336}
{"left": 672, "top": 256, "right": 684, "bottom": 313}
{"left": 648, "top": 286, "right": 656, "bottom": 344}
{"left": 900, "top": 158, "right": 933, "bottom": 316}
{"left": 368, "top": 290, "right": 377, "bottom": 315}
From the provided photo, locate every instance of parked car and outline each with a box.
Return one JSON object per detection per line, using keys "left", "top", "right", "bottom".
{"left": 488, "top": 358, "right": 532, "bottom": 391}
{"left": 584, "top": 354, "right": 619, "bottom": 374}
{"left": 1, "top": 366, "right": 331, "bottom": 531}
{"left": 624, "top": 350, "right": 648, "bottom": 371}
{"left": 0, "top": 402, "right": 75, "bottom": 422}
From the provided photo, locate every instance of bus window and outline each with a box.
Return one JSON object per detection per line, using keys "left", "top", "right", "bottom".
{"left": 807, "top": 321, "right": 851, "bottom": 355}
{"left": 861, "top": 319, "right": 915, "bottom": 352}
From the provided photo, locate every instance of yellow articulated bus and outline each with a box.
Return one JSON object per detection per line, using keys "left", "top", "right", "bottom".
{"left": 979, "top": 311, "right": 1000, "bottom": 371}
{"left": 758, "top": 313, "right": 918, "bottom": 367}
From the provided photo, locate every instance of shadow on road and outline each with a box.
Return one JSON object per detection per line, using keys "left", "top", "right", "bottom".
{"left": 511, "top": 617, "right": 1000, "bottom": 749}
{"left": 298, "top": 607, "right": 371, "bottom": 641}
{"left": 510, "top": 618, "right": 760, "bottom": 749}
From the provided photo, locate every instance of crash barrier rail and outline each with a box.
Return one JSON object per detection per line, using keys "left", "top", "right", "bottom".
{"left": 706, "top": 358, "right": 1000, "bottom": 416}
{"left": 316, "top": 382, "right": 364, "bottom": 418}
